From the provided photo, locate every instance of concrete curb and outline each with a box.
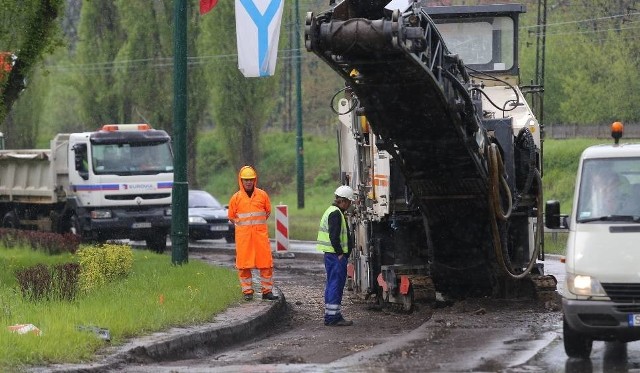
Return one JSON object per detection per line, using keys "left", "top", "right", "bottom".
{"left": 30, "top": 290, "right": 287, "bottom": 373}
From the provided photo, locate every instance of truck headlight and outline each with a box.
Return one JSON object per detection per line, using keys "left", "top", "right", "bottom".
{"left": 188, "top": 216, "right": 207, "bottom": 224}
{"left": 165, "top": 208, "right": 172, "bottom": 216}
{"left": 567, "top": 273, "right": 607, "bottom": 297}
{"left": 90, "top": 210, "right": 112, "bottom": 219}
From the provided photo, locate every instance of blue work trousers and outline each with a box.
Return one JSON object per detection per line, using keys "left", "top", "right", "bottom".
{"left": 324, "top": 253, "right": 348, "bottom": 324}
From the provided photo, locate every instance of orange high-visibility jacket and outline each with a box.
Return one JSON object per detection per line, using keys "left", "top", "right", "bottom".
{"left": 228, "top": 168, "right": 272, "bottom": 269}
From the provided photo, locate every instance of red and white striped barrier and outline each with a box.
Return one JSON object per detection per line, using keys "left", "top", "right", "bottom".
{"left": 275, "top": 205, "right": 289, "bottom": 251}
{"left": 274, "top": 205, "right": 295, "bottom": 258}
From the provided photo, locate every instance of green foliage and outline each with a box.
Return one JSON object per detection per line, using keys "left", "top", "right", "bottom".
{"left": 198, "top": 129, "right": 338, "bottom": 200}
{"left": 74, "top": 1, "right": 123, "bottom": 126}
{"left": 196, "top": 128, "right": 234, "bottom": 193}
{"left": 112, "top": 0, "right": 173, "bottom": 129}
{"left": 8, "top": 0, "right": 640, "bottom": 155}
{"left": 542, "top": 138, "right": 606, "bottom": 213}
{"left": 76, "top": 243, "right": 134, "bottom": 293}
{"left": 544, "top": 232, "right": 568, "bottom": 256}
{"left": 518, "top": 0, "right": 640, "bottom": 124}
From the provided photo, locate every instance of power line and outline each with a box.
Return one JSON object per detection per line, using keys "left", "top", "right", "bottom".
{"left": 45, "top": 51, "right": 314, "bottom": 75}
{"left": 531, "top": 23, "right": 640, "bottom": 37}
{"left": 47, "top": 6, "right": 640, "bottom": 74}
{"left": 521, "top": 11, "right": 640, "bottom": 30}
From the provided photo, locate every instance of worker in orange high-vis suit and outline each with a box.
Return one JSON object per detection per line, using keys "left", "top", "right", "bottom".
{"left": 228, "top": 166, "right": 279, "bottom": 301}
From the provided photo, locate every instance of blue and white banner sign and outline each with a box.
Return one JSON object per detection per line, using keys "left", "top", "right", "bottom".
{"left": 235, "top": 0, "right": 284, "bottom": 78}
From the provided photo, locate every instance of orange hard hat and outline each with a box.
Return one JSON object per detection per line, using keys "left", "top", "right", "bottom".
{"left": 239, "top": 166, "right": 257, "bottom": 179}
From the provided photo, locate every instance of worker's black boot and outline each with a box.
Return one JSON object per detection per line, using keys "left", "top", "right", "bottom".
{"left": 262, "top": 292, "right": 279, "bottom": 301}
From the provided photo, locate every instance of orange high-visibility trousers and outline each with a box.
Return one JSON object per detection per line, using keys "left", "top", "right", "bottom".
{"left": 238, "top": 267, "right": 274, "bottom": 295}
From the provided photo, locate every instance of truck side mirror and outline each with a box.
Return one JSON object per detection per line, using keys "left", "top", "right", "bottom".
{"left": 545, "top": 200, "right": 568, "bottom": 229}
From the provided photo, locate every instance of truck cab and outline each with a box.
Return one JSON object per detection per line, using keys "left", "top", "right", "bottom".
{"left": 546, "top": 123, "right": 640, "bottom": 358}
{"left": 66, "top": 124, "right": 173, "bottom": 251}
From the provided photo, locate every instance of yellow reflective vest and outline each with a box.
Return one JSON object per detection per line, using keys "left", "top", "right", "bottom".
{"left": 316, "top": 205, "right": 349, "bottom": 254}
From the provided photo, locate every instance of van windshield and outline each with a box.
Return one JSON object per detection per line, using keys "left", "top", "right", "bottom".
{"left": 577, "top": 158, "right": 640, "bottom": 222}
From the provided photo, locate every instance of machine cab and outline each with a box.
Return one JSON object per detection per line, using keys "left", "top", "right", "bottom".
{"left": 427, "top": 4, "right": 525, "bottom": 77}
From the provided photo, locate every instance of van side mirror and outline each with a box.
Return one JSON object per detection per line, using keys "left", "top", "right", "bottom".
{"left": 545, "top": 200, "right": 568, "bottom": 229}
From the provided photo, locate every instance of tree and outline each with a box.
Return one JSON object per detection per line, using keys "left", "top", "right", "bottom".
{"left": 522, "top": 0, "right": 640, "bottom": 125}
{"left": 73, "top": 1, "right": 206, "bottom": 186}
{"left": 74, "top": 1, "right": 124, "bottom": 126}
{"left": 0, "top": 0, "right": 64, "bottom": 146}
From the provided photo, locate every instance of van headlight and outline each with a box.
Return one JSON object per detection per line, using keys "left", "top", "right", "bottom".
{"left": 567, "top": 273, "right": 607, "bottom": 296}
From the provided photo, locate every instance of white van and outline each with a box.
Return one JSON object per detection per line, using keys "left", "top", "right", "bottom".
{"left": 546, "top": 123, "right": 640, "bottom": 358}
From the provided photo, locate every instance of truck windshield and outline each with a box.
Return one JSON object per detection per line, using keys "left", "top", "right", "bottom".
{"left": 91, "top": 142, "right": 173, "bottom": 175}
{"left": 434, "top": 16, "right": 515, "bottom": 72}
{"left": 577, "top": 158, "right": 640, "bottom": 222}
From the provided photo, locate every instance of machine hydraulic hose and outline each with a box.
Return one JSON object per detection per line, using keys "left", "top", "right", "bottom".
{"left": 488, "top": 142, "right": 542, "bottom": 280}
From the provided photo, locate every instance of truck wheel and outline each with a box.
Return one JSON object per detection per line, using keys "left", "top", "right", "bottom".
{"left": 563, "top": 316, "right": 592, "bottom": 358}
{"left": 146, "top": 233, "right": 167, "bottom": 254}
{"left": 2, "top": 211, "right": 19, "bottom": 229}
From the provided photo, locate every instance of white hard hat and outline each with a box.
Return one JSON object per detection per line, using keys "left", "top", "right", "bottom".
{"left": 335, "top": 185, "right": 355, "bottom": 201}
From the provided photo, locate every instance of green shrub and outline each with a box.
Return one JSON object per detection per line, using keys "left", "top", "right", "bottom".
{"left": 77, "top": 243, "right": 134, "bottom": 293}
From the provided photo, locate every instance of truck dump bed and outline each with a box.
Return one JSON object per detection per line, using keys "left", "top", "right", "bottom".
{"left": 0, "top": 135, "right": 70, "bottom": 204}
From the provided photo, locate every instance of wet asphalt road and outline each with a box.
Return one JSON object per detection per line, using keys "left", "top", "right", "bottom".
{"left": 124, "top": 240, "right": 640, "bottom": 372}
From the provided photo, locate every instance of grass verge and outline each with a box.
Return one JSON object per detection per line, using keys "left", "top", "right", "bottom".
{"left": 0, "top": 245, "right": 239, "bottom": 369}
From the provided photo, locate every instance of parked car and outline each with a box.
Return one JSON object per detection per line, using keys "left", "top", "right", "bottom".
{"left": 188, "top": 190, "right": 234, "bottom": 243}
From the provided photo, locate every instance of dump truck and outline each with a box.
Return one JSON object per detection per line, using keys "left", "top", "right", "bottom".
{"left": 0, "top": 124, "right": 173, "bottom": 252}
{"left": 306, "top": 1, "right": 556, "bottom": 309}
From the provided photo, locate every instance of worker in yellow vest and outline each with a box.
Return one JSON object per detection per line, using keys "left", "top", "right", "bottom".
{"left": 317, "top": 185, "right": 355, "bottom": 326}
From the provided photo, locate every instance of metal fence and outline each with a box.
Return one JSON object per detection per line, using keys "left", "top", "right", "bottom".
{"left": 544, "top": 124, "right": 640, "bottom": 139}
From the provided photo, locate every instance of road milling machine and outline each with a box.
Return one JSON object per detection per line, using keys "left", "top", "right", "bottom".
{"left": 305, "top": 1, "right": 557, "bottom": 310}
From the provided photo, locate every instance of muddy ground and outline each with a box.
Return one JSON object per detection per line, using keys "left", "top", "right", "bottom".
{"left": 135, "top": 248, "right": 563, "bottom": 372}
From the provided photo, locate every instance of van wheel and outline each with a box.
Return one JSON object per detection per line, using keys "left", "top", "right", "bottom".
{"left": 146, "top": 232, "right": 167, "bottom": 254}
{"left": 564, "top": 316, "right": 593, "bottom": 358}
{"left": 2, "top": 211, "right": 19, "bottom": 229}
